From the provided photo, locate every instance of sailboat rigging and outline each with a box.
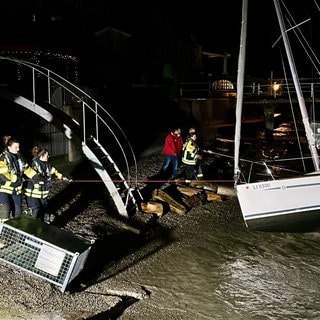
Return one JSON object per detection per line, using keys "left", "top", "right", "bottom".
{"left": 234, "top": 0, "right": 320, "bottom": 232}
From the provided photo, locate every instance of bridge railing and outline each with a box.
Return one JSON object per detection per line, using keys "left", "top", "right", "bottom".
{"left": 177, "top": 78, "right": 320, "bottom": 99}
{"left": 0, "top": 56, "right": 138, "bottom": 184}
{"left": 244, "top": 79, "right": 320, "bottom": 98}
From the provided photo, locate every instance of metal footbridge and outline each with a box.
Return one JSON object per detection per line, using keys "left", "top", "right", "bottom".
{"left": 0, "top": 56, "right": 138, "bottom": 219}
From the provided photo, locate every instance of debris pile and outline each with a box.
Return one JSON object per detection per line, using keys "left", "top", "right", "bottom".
{"left": 139, "top": 180, "right": 222, "bottom": 217}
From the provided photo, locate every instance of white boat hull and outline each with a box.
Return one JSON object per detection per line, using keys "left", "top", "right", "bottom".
{"left": 236, "top": 173, "right": 320, "bottom": 231}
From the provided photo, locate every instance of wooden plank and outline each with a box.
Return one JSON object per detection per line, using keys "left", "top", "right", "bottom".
{"left": 177, "top": 185, "right": 222, "bottom": 202}
{"left": 140, "top": 201, "right": 164, "bottom": 217}
{"left": 189, "top": 181, "right": 218, "bottom": 193}
{"left": 205, "top": 191, "right": 222, "bottom": 202}
{"left": 177, "top": 185, "right": 202, "bottom": 197}
{"left": 152, "top": 189, "right": 187, "bottom": 215}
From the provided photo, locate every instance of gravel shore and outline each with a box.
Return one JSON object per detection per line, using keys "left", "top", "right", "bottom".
{"left": 0, "top": 153, "right": 240, "bottom": 320}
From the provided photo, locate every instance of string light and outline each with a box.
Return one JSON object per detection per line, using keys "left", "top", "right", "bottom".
{"left": 0, "top": 50, "right": 79, "bottom": 82}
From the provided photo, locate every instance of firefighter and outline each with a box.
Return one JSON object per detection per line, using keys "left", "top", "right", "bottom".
{"left": 182, "top": 130, "right": 213, "bottom": 183}
{"left": 0, "top": 135, "right": 37, "bottom": 221}
{"left": 182, "top": 131, "right": 201, "bottom": 183}
{"left": 24, "top": 145, "right": 71, "bottom": 222}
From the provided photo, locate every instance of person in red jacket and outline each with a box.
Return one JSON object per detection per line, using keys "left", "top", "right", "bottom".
{"left": 160, "top": 127, "right": 184, "bottom": 179}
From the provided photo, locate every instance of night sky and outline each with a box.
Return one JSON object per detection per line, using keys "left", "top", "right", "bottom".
{"left": 0, "top": 1, "right": 320, "bottom": 79}
{"left": 0, "top": 0, "right": 319, "bottom": 154}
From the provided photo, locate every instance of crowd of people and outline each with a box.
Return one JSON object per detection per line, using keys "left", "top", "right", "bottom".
{"left": 0, "top": 135, "right": 71, "bottom": 224}
{"left": 159, "top": 126, "right": 213, "bottom": 183}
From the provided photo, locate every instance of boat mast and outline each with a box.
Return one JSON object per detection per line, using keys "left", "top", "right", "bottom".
{"left": 234, "top": 0, "right": 248, "bottom": 184}
{"left": 273, "top": 0, "right": 320, "bottom": 171}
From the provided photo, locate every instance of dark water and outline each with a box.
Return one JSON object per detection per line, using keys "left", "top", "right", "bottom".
{"left": 110, "top": 117, "right": 320, "bottom": 318}
{"left": 203, "top": 223, "right": 320, "bottom": 319}
{"left": 115, "top": 193, "right": 320, "bottom": 320}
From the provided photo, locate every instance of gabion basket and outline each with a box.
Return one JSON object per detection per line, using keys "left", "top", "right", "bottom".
{"left": 0, "top": 216, "right": 93, "bottom": 292}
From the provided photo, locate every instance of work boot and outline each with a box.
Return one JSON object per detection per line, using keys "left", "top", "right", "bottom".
{"left": 49, "top": 214, "right": 55, "bottom": 223}
{"left": 43, "top": 213, "right": 50, "bottom": 224}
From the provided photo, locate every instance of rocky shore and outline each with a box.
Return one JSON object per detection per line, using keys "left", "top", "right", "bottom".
{"left": 0, "top": 152, "right": 240, "bottom": 320}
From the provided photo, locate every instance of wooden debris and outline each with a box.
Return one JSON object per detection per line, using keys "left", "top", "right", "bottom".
{"left": 205, "top": 191, "right": 222, "bottom": 202}
{"left": 177, "top": 185, "right": 201, "bottom": 197}
{"left": 177, "top": 184, "right": 222, "bottom": 202}
{"left": 183, "top": 193, "right": 206, "bottom": 207}
{"left": 152, "top": 189, "right": 187, "bottom": 215}
{"left": 189, "top": 181, "right": 218, "bottom": 193}
{"left": 141, "top": 183, "right": 225, "bottom": 218}
{"left": 140, "top": 201, "right": 164, "bottom": 217}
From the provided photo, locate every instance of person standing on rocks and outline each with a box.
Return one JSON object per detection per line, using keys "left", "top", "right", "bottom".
{"left": 182, "top": 130, "right": 213, "bottom": 183}
{"left": 160, "top": 127, "right": 184, "bottom": 180}
{"left": 0, "top": 135, "right": 36, "bottom": 222}
{"left": 24, "top": 145, "right": 71, "bottom": 222}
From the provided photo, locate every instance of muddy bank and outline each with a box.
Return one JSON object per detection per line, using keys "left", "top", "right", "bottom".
{"left": 0, "top": 153, "right": 239, "bottom": 319}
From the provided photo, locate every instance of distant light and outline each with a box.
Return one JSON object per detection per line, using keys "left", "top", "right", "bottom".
{"left": 50, "top": 15, "right": 62, "bottom": 22}
{"left": 212, "top": 79, "right": 234, "bottom": 91}
{"left": 273, "top": 81, "right": 280, "bottom": 97}
{"left": 273, "top": 82, "right": 280, "bottom": 92}
{"left": 211, "top": 79, "right": 236, "bottom": 97}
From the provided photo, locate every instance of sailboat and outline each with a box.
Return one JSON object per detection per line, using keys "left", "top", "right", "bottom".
{"left": 234, "top": 0, "right": 320, "bottom": 232}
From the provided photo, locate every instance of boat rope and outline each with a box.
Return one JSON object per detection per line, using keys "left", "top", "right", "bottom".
{"left": 209, "top": 150, "right": 306, "bottom": 177}
{"left": 279, "top": 50, "right": 307, "bottom": 173}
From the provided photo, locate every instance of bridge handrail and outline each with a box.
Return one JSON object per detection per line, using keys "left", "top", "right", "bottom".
{"left": 177, "top": 78, "right": 320, "bottom": 98}
{"left": 0, "top": 56, "right": 138, "bottom": 184}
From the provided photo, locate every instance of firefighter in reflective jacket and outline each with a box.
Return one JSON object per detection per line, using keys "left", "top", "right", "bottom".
{"left": 0, "top": 136, "right": 37, "bottom": 221}
{"left": 24, "top": 146, "right": 70, "bottom": 221}
{"left": 182, "top": 132, "right": 201, "bottom": 183}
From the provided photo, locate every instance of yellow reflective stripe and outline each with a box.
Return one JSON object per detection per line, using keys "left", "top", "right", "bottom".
{"left": 182, "top": 158, "right": 197, "bottom": 165}
{"left": 0, "top": 189, "right": 12, "bottom": 194}
{"left": 24, "top": 188, "right": 49, "bottom": 198}
{"left": 1, "top": 184, "right": 14, "bottom": 191}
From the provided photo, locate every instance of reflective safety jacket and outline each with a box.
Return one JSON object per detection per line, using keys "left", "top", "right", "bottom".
{"left": 24, "top": 158, "right": 64, "bottom": 199}
{"left": 0, "top": 150, "right": 36, "bottom": 195}
{"left": 182, "top": 138, "right": 200, "bottom": 166}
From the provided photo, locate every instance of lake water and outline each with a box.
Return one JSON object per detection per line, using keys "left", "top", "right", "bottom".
{"left": 113, "top": 186, "right": 320, "bottom": 320}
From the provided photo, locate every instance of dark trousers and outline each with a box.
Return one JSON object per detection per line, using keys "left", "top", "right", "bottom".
{"left": 161, "top": 155, "right": 179, "bottom": 179}
{"left": 26, "top": 197, "right": 48, "bottom": 221}
{"left": 184, "top": 164, "right": 196, "bottom": 181}
{"left": 0, "top": 191, "right": 22, "bottom": 219}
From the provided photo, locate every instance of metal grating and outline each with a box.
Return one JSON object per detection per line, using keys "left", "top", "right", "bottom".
{"left": 0, "top": 216, "right": 93, "bottom": 292}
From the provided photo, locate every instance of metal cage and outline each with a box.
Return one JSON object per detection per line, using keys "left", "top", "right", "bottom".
{"left": 0, "top": 216, "right": 93, "bottom": 292}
